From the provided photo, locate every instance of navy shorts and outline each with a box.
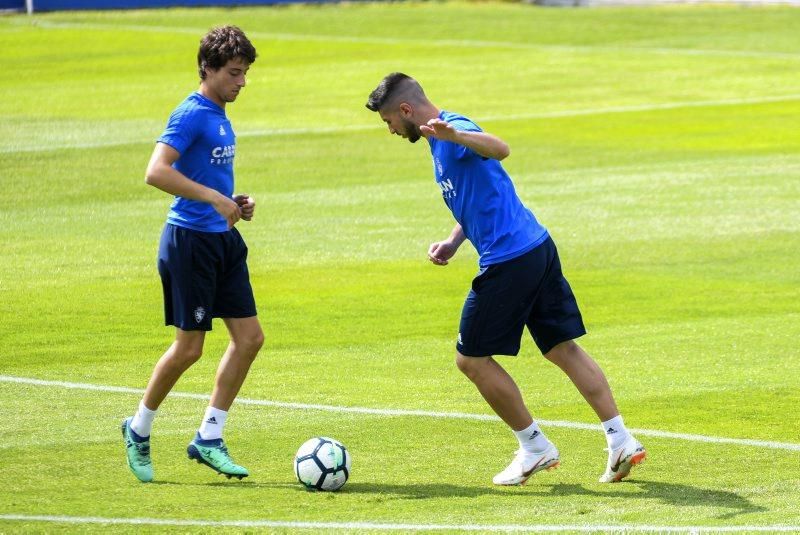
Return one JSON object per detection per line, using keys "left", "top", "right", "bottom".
{"left": 457, "top": 236, "right": 586, "bottom": 357}
{"left": 157, "top": 224, "right": 257, "bottom": 331}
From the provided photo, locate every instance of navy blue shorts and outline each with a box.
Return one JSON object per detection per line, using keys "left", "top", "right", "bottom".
{"left": 457, "top": 236, "right": 586, "bottom": 357}
{"left": 157, "top": 224, "right": 257, "bottom": 331}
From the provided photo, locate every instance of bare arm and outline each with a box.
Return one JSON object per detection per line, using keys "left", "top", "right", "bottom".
{"left": 420, "top": 119, "right": 510, "bottom": 161}
{"left": 145, "top": 142, "right": 241, "bottom": 228}
{"left": 428, "top": 224, "right": 467, "bottom": 266}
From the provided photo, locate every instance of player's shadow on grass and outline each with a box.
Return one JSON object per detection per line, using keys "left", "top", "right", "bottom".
{"left": 340, "top": 482, "right": 536, "bottom": 499}
{"left": 156, "top": 480, "right": 765, "bottom": 519}
{"left": 545, "top": 481, "right": 767, "bottom": 520}
{"left": 157, "top": 480, "right": 535, "bottom": 498}
{"left": 232, "top": 481, "right": 535, "bottom": 498}
{"left": 302, "top": 481, "right": 764, "bottom": 519}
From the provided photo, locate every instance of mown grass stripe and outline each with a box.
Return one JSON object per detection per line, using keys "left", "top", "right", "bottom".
{"left": 4, "top": 94, "right": 799, "bottom": 154}
{"left": 15, "top": 19, "right": 800, "bottom": 61}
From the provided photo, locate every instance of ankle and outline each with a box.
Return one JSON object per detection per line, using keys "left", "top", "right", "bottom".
{"left": 513, "top": 421, "right": 551, "bottom": 452}
{"left": 602, "top": 415, "right": 631, "bottom": 450}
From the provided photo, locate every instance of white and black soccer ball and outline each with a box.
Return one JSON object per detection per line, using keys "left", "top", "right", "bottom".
{"left": 294, "top": 436, "right": 351, "bottom": 491}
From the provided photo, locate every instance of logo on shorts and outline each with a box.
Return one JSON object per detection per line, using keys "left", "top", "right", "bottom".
{"left": 194, "top": 307, "right": 206, "bottom": 323}
{"left": 457, "top": 332, "right": 463, "bottom": 345}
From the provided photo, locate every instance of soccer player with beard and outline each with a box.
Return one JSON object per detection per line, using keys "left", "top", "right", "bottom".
{"left": 366, "top": 72, "right": 646, "bottom": 485}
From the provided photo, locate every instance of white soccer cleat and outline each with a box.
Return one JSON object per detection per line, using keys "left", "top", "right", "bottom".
{"left": 598, "top": 436, "right": 646, "bottom": 483}
{"left": 492, "top": 443, "right": 560, "bottom": 486}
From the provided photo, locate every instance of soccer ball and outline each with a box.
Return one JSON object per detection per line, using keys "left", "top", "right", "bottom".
{"left": 294, "top": 437, "right": 351, "bottom": 491}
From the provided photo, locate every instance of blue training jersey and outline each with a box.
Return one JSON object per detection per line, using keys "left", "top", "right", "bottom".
{"left": 157, "top": 92, "right": 236, "bottom": 233}
{"left": 428, "top": 110, "right": 549, "bottom": 267}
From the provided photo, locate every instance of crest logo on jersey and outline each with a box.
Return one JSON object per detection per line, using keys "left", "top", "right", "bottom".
{"left": 194, "top": 307, "right": 206, "bottom": 323}
{"left": 219, "top": 124, "right": 226, "bottom": 136}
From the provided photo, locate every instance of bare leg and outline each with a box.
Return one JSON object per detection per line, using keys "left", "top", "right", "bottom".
{"left": 456, "top": 352, "right": 533, "bottom": 431}
{"left": 544, "top": 340, "right": 619, "bottom": 421}
{"left": 208, "top": 316, "right": 264, "bottom": 411}
{"left": 142, "top": 329, "right": 206, "bottom": 410}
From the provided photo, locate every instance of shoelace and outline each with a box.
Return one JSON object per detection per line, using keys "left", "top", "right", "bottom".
{"left": 213, "top": 443, "right": 238, "bottom": 467}
{"left": 134, "top": 443, "right": 152, "bottom": 465}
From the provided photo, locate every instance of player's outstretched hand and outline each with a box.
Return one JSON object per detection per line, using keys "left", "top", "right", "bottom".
{"left": 420, "top": 118, "right": 456, "bottom": 142}
{"left": 233, "top": 194, "right": 255, "bottom": 221}
{"left": 428, "top": 240, "right": 458, "bottom": 266}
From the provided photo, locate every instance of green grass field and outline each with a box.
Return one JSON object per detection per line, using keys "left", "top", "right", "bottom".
{"left": 1, "top": 1, "right": 799, "bottom": 532}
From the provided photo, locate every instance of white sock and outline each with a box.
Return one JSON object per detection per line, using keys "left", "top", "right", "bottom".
{"left": 513, "top": 421, "right": 551, "bottom": 453}
{"left": 602, "top": 415, "right": 631, "bottom": 450}
{"left": 130, "top": 400, "right": 157, "bottom": 437}
{"left": 198, "top": 406, "right": 228, "bottom": 440}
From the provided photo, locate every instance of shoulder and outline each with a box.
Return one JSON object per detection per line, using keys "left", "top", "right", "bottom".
{"left": 440, "top": 110, "right": 482, "bottom": 133}
{"left": 172, "top": 93, "right": 221, "bottom": 118}
{"left": 166, "top": 94, "right": 214, "bottom": 129}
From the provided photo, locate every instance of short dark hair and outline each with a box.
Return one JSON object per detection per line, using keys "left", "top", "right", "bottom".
{"left": 366, "top": 72, "right": 426, "bottom": 112}
{"left": 198, "top": 26, "right": 257, "bottom": 80}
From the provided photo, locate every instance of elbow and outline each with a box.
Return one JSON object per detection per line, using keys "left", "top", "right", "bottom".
{"left": 496, "top": 144, "right": 510, "bottom": 161}
{"left": 144, "top": 166, "right": 160, "bottom": 186}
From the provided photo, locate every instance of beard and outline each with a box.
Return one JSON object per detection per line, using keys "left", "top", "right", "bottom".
{"left": 402, "top": 117, "right": 421, "bottom": 143}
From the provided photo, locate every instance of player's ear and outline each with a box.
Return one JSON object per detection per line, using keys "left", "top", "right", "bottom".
{"left": 399, "top": 102, "right": 412, "bottom": 117}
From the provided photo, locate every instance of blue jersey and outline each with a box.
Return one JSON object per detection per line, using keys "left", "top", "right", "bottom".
{"left": 428, "top": 111, "right": 549, "bottom": 267}
{"left": 157, "top": 92, "right": 236, "bottom": 233}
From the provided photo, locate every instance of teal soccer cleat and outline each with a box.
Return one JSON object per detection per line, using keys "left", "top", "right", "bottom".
{"left": 187, "top": 434, "right": 249, "bottom": 480}
{"left": 121, "top": 417, "right": 153, "bottom": 483}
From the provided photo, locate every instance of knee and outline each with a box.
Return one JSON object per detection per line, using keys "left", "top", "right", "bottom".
{"left": 455, "top": 353, "right": 487, "bottom": 381}
{"left": 171, "top": 345, "right": 203, "bottom": 367}
{"left": 543, "top": 340, "right": 579, "bottom": 365}
{"left": 251, "top": 330, "right": 265, "bottom": 355}
{"left": 237, "top": 330, "right": 265, "bottom": 360}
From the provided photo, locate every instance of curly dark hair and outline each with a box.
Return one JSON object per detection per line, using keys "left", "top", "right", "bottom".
{"left": 198, "top": 26, "right": 257, "bottom": 80}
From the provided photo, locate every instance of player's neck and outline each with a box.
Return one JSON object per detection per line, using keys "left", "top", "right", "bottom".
{"left": 418, "top": 103, "right": 440, "bottom": 125}
{"left": 198, "top": 85, "right": 226, "bottom": 109}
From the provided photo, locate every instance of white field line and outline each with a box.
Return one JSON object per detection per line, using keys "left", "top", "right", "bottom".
{"left": 2, "top": 374, "right": 800, "bottom": 452}
{"left": 4, "top": 93, "right": 800, "bottom": 154}
{"left": 1, "top": 515, "right": 800, "bottom": 533}
{"left": 20, "top": 20, "right": 800, "bottom": 61}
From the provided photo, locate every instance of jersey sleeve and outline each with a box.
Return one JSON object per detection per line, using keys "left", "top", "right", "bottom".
{"left": 157, "top": 107, "right": 201, "bottom": 155}
{"left": 448, "top": 118, "right": 483, "bottom": 160}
